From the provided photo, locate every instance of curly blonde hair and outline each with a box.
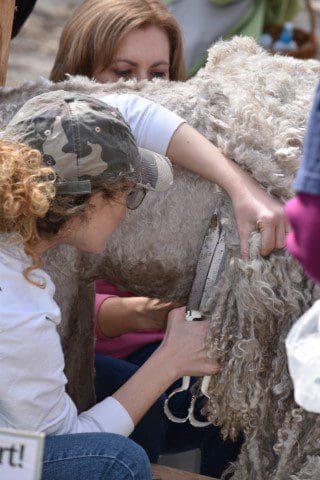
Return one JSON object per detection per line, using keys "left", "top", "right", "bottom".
{"left": 0, "top": 140, "right": 133, "bottom": 286}
{"left": 0, "top": 140, "right": 55, "bottom": 284}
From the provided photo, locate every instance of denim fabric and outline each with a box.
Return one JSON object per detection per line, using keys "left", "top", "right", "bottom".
{"left": 95, "top": 343, "right": 242, "bottom": 477}
{"left": 294, "top": 79, "right": 320, "bottom": 194}
{"left": 42, "top": 432, "right": 151, "bottom": 480}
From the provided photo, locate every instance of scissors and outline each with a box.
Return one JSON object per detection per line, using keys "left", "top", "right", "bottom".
{"left": 163, "top": 210, "right": 227, "bottom": 427}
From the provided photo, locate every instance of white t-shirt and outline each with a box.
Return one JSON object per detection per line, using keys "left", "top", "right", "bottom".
{"left": 97, "top": 93, "right": 185, "bottom": 155}
{"left": 0, "top": 95, "right": 185, "bottom": 436}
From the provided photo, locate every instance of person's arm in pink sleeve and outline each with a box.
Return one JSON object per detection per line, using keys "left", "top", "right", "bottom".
{"left": 96, "top": 293, "right": 177, "bottom": 338}
{"left": 95, "top": 293, "right": 117, "bottom": 340}
{"left": 285, "top": 193, "right": 320, "bottom": 283}
{"left": 95, "top": 293, "right": 114, "bottom": 318}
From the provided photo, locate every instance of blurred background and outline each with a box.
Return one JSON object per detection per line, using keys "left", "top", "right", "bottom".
{"left": 6, "top": 0, "right": 320, "bottom": 86}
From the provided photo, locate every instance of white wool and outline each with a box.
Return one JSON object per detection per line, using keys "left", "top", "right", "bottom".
{"left": 1, "top": 37, "right": 320, "bottom": 478}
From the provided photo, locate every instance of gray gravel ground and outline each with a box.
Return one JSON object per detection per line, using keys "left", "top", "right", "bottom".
{"left": 7, "top": 0, "right": 81, "bottom": 86}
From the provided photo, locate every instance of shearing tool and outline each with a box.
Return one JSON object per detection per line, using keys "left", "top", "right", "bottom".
{"left": 164, "top": 210, "right": 227, "bottom": 427}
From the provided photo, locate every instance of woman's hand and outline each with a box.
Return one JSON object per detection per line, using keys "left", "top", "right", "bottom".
{"left": 113, "top": 306, "right": 219, "bottom": 426}
{"left": 98, "top": 296, "right": 178, "bottom": 337}
{"left": 167, "top": 123, "right": 289, "bottom": 258}
{"left": 229, "top": 173, "right": 290, "bottom": 258}
{"left": 159, "top": 307, "right": 220, "bottom": 380}
{"left": 135, "top": 298, "right": 180, "bottom": 330}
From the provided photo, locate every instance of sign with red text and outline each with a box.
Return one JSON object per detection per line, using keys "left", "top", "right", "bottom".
{"left": 0, "top": 429, "right": 44, "bottom": 480}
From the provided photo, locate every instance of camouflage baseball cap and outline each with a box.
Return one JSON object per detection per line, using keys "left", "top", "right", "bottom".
{"left": 4, "top": 90, "right": 173, "bottom": 195}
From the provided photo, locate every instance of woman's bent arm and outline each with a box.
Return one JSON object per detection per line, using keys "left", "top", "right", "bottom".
{"left": 167, "top": 123, "right": 289, "bottom": 257}
{"left": 100, "top": 93, "right": 289, "bottom": 258}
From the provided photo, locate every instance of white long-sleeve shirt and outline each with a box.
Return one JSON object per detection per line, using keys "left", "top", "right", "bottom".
{"left": 0, "top": 95, "right": 184, "bottom": 436}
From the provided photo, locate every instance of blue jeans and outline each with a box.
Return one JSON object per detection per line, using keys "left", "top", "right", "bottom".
{"left": 94, "top": 342, "right": 242, "bottom": 477}
{"left": 42, "top": 432, "right": 151, "bottom": 480}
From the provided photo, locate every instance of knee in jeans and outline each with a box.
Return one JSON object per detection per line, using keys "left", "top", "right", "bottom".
{"left": 123, "top": 437, "right": 151, "bottom": 479}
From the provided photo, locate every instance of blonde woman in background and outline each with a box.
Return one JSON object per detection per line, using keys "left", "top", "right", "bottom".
{"left": 0, "top": 88, "right": 222, "bottom": 479}
{"left": 51, "top": 0, "right": 185, "bottom": 82}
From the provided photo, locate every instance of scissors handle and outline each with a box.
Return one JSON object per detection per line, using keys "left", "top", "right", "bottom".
{"left": 163, "top": 374, "right": 211, "bottom": 427}
{"left": 163, "top": 375, "right": 191, "bottom": 423}
{"left": 200, "top": 375, "right": 211, "bottom": 398}
{"left": 163, "top": 311, "right": 212, "bottom": 426}
{"left": 186, "top": 310, "right": 211, "bottom": 399}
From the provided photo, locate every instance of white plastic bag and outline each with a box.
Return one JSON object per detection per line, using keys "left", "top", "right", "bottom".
{"left": 286, "top": 299, "right": 320, "bottom": 413}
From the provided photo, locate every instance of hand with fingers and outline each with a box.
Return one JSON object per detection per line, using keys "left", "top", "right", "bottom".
{"left": 97, "top": 295, "right": 179, "bottom": 337}
{"left": 112, "top": 306, "right": 220, "bottom": 428}
{"left": 159, "top": 306, "right": 220, "bottom": 380}
{"left": 135, "top": 298, "right": 181, "bottom": 331}
{"left": 229, "top": 173, "right": 291, "bottom": 258}
{"left": 166, "top": 124, "right": 290, "bottom": 258}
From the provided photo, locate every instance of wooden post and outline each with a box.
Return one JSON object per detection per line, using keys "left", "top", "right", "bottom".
{"left": 0, "top": 0, "right": 15, "bottom": 86}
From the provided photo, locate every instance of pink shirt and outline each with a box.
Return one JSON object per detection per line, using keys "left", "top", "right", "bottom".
{"left": 285, "top": 193, "right": 320, "bottom": 284}
{"left": 95, "top": 280, "right": 165, "bottom": 359}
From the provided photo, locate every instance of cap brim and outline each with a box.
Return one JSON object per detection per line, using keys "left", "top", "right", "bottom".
{"left": 137, "top": 147, "right": 173, "bottom": 192}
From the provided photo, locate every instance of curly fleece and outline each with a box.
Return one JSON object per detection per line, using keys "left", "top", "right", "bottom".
{"left": 1, "top": 37, "right": 320, "bottom": 479}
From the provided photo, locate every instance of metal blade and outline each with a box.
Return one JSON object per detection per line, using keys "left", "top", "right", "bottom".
{"left": 199, "top": 221, "right": 226, "bottom": 313}
{"left": 187, "top": 211, "right": 226, "bottom": 314}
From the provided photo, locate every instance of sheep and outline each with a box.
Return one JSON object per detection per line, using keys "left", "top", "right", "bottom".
{"left": 1, "top": 37, "right": 320, "bottom": 478}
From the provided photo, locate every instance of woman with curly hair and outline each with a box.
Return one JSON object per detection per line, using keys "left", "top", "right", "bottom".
{"left": 0, "top": 90, "right": 222, "bottom": 480}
